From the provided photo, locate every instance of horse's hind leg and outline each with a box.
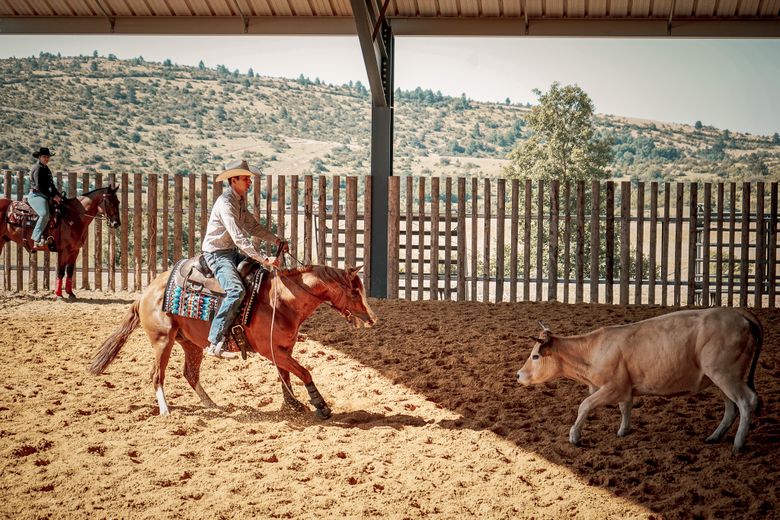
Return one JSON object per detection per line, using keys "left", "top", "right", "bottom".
{"left": 178, "top": 337, "right": 217, "bottom": 409}
{"left": 150, "top": 332, "right": 177, "bottom": 416}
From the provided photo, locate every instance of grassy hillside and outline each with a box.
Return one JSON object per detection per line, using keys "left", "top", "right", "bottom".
{"left": 1, "top": 53, "right": 778, "bottom": 183}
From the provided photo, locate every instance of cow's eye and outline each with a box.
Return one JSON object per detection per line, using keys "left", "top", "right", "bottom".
{"left": 532, "top": 354, "right": 540, "bottom": 361}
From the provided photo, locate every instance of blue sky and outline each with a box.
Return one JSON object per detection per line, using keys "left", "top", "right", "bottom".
{"left": 1, "top": 35, "right": 778, "bottom": 136}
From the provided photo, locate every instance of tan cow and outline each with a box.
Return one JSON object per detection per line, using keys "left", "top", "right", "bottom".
{"left": 516, "top": 308, "right": 762, "bottom": 451}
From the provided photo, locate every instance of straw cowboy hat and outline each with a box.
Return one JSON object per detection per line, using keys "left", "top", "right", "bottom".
{"left": 32, "top": 147, "right": 55, "bottom": 158}
{"left": 216, "top": 159, "right": 262, "bottom": 182}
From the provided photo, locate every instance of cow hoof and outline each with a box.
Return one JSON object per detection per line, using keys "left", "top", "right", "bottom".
{"left": 704, "top": 435, "right": 722, "bottom": 444}
{"left": 617, "top": 428, "right": 631, "bottom": 437}
{"left": 314, "top": 406, "right": 332, "bottom": 420}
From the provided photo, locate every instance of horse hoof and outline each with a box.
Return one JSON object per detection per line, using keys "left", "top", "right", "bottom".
{"left": 314, "top": 406, "right": 332, "bottom": 420}
{"left": 66, "top": 293, "right": 77, "bottom": 300}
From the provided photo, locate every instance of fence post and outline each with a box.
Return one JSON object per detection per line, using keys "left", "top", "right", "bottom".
{"left": 94, "top": 172, "right": 103, "bottom": 291}
{"left": 548, "top": 180, "right": 559, "bottom": 302}
{"left": 496, "top": 178, "right": 505, "bottom": 302}
{"left": 702, "top": 183, "right": 712, "bottom": 307}
{"left": 4, "top": 172, "right": 12, "bottom": 291}
{"left": 739, "top": 183, "right": 750, "bottom": 307}
{"left": 648, "top": 182, "right": 658, "bottom": 305}
{"left": 162, "top": 174, "right": 169, "bottom": 271}
{"left": 81, "top": 172, "right": 90, "bottom": 290}
{"left": 304, "top": 175, "right": 313, "bottom": 265}
{"left": 290, "top": 175, "right": 299, "bottom": 261}
{"left": 317, "top": 177, "right": 326, "bottom": 265}
{"left": 331, "top": 176, "right": 340, "bottom": 268}
{"left": 431, "top": 177, "right": 440, "bottom": 300}
{"left": 605, "top": 181, "right": 614, "bottom": 304}
{"left": 173, "top": 175, "right": 183, "bottom": 264}
{"left": 405, "top": 176, "right": 414, "bottom": 300}
{"left": 387, "top": 176, "right": 400, "bottom": 298}
{"left": 620, "top": 181, "right": 630, "bottom": 306}
{"left": 363, "top": 175, "right": 372, "bottom": 293}
{"left": 121, "top": 173, "right": 129, "bottom": 291}
{"left": 148, "top": 174, "right": 158, "bottom": 283}
{"left": 673, "top": 183, "right": 684, "bottom": 307}
{"left": 634, "top": 182, "right": 645, "bottom": 305}
{"left": 16, "top": 171, "right": 24, "bottom": 292}
{"left": 457, "top": 178, "right": 466, "bottom": 302}
{"left": 768, "top": 183, "right": 778, "bottom": 308}
{"left": 535, "top": 181, "right": 544, "bottom": 301}
{"left": 524, "top": 179, "right": 532, "bottom": 302}
{"left": 510, "top": 179, "right": 519, "bottom": 303}
{"left": 345, "top": 176, "right": 357, "bottom": 269}
{"left": 133, "top": 173, "right": 143, "bottom": 291}
{"left": 755, "top": 183, "right": 765, "bottom": 308}
{"left": 576, "top": 181, "right": 585, "bottom": 303}
{"left": 687, "top": 183, "right": 698, "bottom": 306}
{"left": 483, "top": 178, "right": 492, "bottom": 302}
{"left": 188, "top": 174, "right": 196, "bottom": 258}
{"left": 417, "top": 177, "right": 425, "bottom": 300}
{"left": 108, "top": 173, "right": 116, "bottom": 292}
{"left": 444, "top": 177, "right": 453, "bottom": 300}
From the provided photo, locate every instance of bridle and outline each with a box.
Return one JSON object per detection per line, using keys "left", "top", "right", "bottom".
{"left": 273, "top": 261, "right": 357, "bottom": 322}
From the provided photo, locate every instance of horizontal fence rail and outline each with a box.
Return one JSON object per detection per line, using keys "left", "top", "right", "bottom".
{"left": 1, "top": 171, "right": 777, "bottom": 308}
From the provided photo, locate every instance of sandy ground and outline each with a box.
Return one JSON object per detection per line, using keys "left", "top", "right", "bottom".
{"left": 0, "top": 291, "right": 778, "bottom": 519}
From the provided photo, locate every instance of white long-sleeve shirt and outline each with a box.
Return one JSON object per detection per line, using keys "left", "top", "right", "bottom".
{"left": 201, "top": 186, "right": 279, "bottom": 262}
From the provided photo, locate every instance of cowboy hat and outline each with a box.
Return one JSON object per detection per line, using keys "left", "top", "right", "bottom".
{"left": 215, "top": 159, "right": 262, "bottom": 182}
{"left": 32, "top": 147, "right": 55, "bottom": 158}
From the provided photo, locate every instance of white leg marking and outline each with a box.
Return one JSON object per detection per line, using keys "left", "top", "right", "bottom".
{"left": 156, "top": 385, "right": 170, "bottom": 416}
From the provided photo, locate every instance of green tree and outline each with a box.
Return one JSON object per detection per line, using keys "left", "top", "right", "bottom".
{"left": 695, "top": 120, "right": 703, "bottom": 130}
{"left": 504, "top": 82, "right": 613, "bottom": 182}
{"left": 772, "top": 132, "right": 779, "bottom": 144}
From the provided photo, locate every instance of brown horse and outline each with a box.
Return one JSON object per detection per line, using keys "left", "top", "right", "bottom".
{"left": 90, "top": 264, "right": 377, "bottom": 419}
{"left": 0, "top": 186, "right": 121, "bottom": 299}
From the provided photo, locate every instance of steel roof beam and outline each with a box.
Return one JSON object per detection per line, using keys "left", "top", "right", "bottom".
{"left": 2, "top": 15, "right": 778, "bottom": 38}
{"left": 0, "top": 16, "right": 357, "bottom": 35}
{"left": 349, "top": 0, "right": 387, "bottom": 107}
{"left": 390, "top": 17, "right": 780, "bottom": 37}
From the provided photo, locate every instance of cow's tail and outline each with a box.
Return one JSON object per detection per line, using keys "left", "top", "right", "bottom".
{"left": 89, "top": 299, "right": 141, "bottom": 375}
{"left": 740, "top": 309, "right": 764, "bottom": 414}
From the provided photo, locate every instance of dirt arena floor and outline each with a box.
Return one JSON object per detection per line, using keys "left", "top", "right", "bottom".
{"left": 0, "top": 291, "right": 778, "bottom": 519}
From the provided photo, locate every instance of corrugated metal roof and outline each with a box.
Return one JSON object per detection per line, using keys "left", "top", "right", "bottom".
{"left": 0, "top": 0, "right": 777, "bottom": 35}
{"left": 2, "top": 0, "right": 778, "bottom": 17}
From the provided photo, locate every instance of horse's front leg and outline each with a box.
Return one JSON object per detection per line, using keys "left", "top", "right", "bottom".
{"left": 64, "top": 257, "right": 77, "bottom": 300}
{"left": 54, "top": 256, "right": 67, "bottom": 300}
{"left": 266, "top": 346, "right": 331, "bottom": 420}
{"left": 278, "top": 369, "right": 307, "bottom": 413}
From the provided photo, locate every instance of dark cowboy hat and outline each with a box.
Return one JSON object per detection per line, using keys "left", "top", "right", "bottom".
{"left": 32, "top": 147, "right": 55, "bottom": 158}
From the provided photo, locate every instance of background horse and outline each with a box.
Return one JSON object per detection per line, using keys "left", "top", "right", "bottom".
{"left": 0, "top": 186, "right": 121, "bottom": 299}
{"left": 90, "top": 264, "right": 377, "bottom": 419}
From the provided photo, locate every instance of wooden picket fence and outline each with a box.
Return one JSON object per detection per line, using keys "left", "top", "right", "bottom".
{"left": 1, "top": 170, "right": 777, "bottom": 308}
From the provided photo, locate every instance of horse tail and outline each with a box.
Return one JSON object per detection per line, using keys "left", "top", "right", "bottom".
{"left": 89, "top": 299, "right": 141, "bottom": 375}
{"left": 738, "top": 309, "right": 764, "bottom": 414}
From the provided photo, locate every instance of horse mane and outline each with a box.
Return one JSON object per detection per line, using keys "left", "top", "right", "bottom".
{"left": 81, "top": 186, "right": 113, "bottom": 197}
{"left": 279, "top": 264, "right": 351, "bottom": 286}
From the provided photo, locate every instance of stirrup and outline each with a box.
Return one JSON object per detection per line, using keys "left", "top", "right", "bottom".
{"left": 231, "top": 324, "right": 250, "bottom": 360}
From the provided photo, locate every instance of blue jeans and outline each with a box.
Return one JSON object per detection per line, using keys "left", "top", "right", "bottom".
{"left": 204, "top": 250, "right": 246, "bottom": 345}
{"left": 27, "top": 192, "right": 51, "bottom": 242}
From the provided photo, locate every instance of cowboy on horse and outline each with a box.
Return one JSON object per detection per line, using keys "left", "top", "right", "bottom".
{"left": 28, "top": 146, "right": 63, "bottom": 249}
{"left": 202, "top": 160, "right": 289, "bottom": 359}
